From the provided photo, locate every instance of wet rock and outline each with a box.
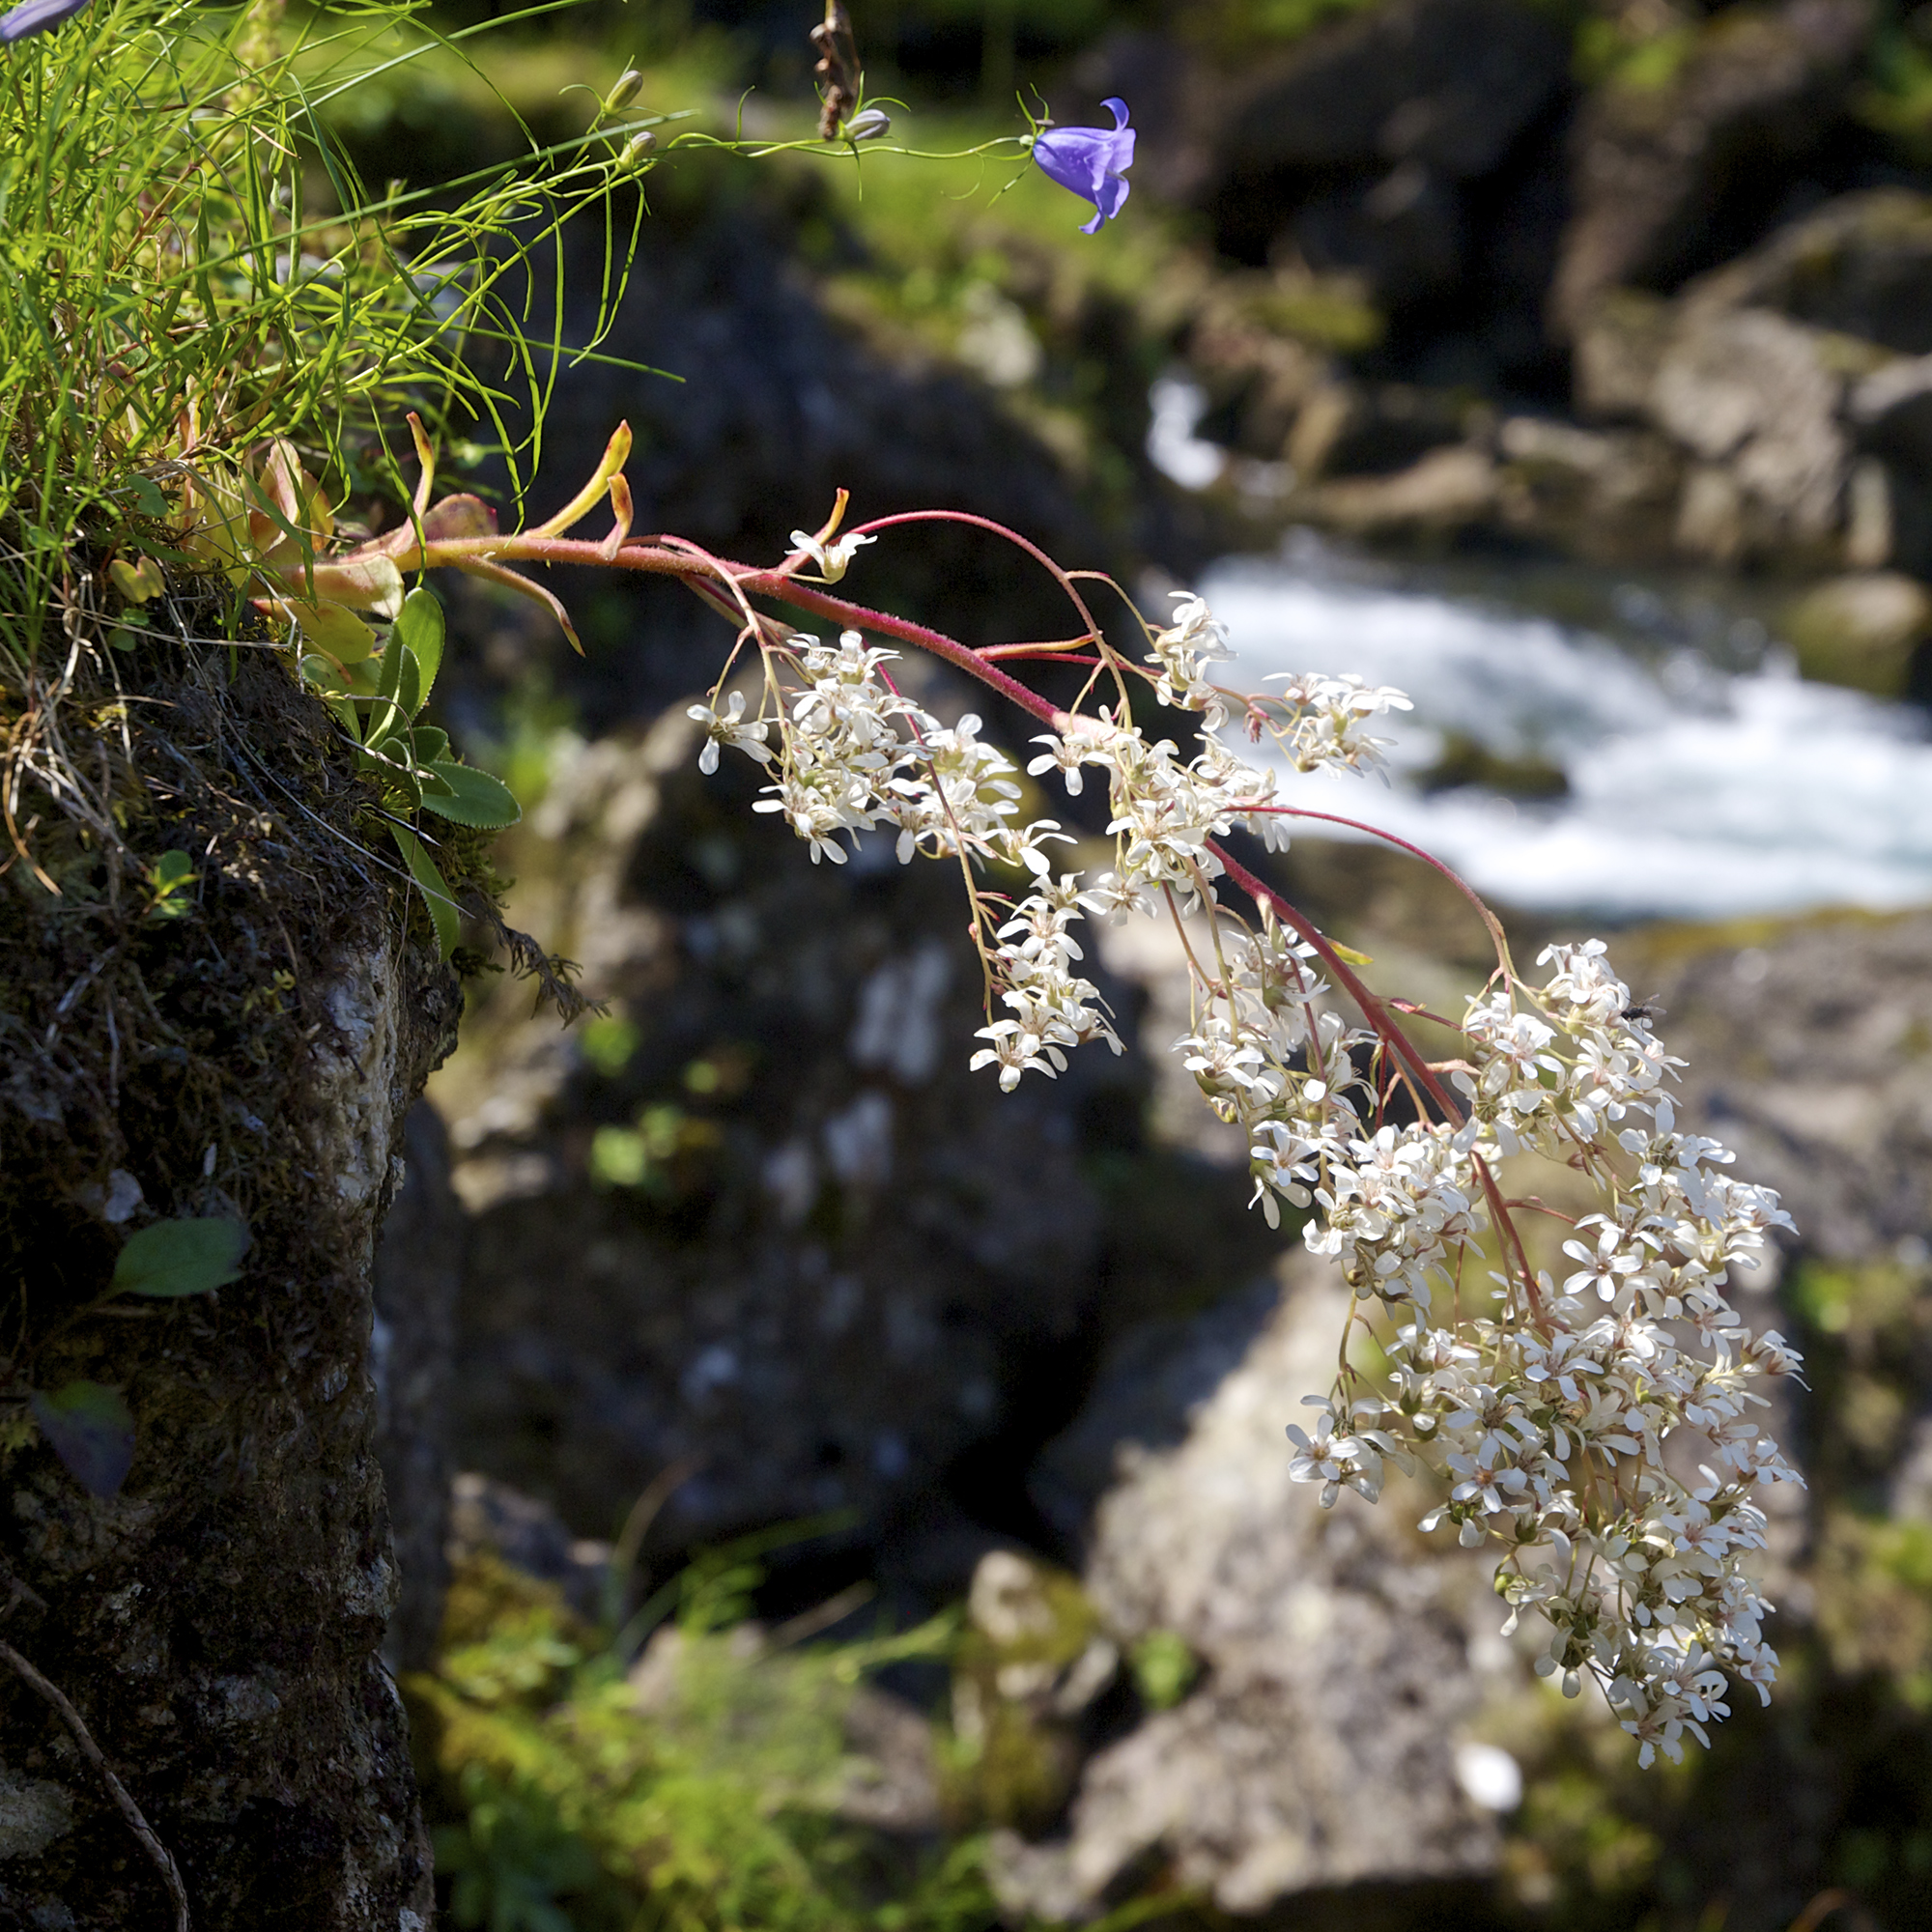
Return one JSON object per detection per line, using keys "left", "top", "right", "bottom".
{"left": 1550, "top": 0, "right": 1873, "bottom": 335}
{"left": 994, "top": 1254, "right": 1510, "bottom": 1919}
{"left": 433, "top": 705, "right": 1128, "bottom": 1554}
{"left": 1780, "top": 570, "right": 1932, "bottom": 696}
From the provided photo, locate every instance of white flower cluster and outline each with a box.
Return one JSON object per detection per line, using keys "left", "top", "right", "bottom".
{"left": 1267, "top": 941, "right": 1801, "bottom": 1767}
{"left": 1261, "top": 668, "right": 1416, "bottom": 774}
{"left": 1144, "top": 592, "right": 1236, "bottom": 719}
{"left": 687, "top": 583, "right": 1802, "bottom": 1766}
{"left": 691, "top": 632, "right": 1122, "bottom": 1088}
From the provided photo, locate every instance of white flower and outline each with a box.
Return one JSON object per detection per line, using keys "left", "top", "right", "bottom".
{"left": 788, "top": 528, "right": 877, "bottom": 582}
{"left": 686, "top": 690, "right": 773, "bottom": 774}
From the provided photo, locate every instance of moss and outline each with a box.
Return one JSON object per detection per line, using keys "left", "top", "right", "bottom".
{"left": 944, "top": 1555, "right": 1107, "bottom": 1833}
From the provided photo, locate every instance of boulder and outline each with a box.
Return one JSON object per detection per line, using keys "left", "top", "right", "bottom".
{"left": 993, "top": 1254, "right": 1511, "bottom": 1920}
{"left": 1493, "top": 413, "right": 1682, "bottom": 559}
{"left": 995, "top": 908, "right": 1932, "bottom": 1926}
{"left": 1681, "top": 188, "right": 1932, "bottom": 356}
{"left": 1550, "top": 0, "right": 1873, "bottom": 336}
{"left": 1651, "top": 306, "right": 1851, "bottom": 554}
{"left": 1636, "top": 911, "right": 1932, "bottom": 1264}
{"left": 1779, "top": 570, "right": 1932, "bottom": 696}
{"left": 1574, "top": 287, "right": 1685, "bottom": 421}
{"left": 1844, "top": 355, "right": 1932, "bottom": 573}
{"left": 1288, "top": 380, "right": 1476, "bottom": 481}
{"left": 1304, "top": 443, "right": 1500, "bottom": 536}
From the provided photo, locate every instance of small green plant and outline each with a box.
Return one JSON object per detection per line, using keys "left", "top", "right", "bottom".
{"left": 1126, "top": 1630, "right": 1198, "bottom": 1713}
{"left": 413, "top": 1544, "right": 993, "bottom": 1932}
{"left": 6, "top": 1212, "right": 247, "bottom": 1494}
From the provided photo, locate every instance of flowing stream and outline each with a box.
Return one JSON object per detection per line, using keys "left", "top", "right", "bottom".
{"left": 1200, "top": 540, "right": 1932, "bottom": 922}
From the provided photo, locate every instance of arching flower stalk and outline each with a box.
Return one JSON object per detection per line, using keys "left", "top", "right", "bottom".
{"left": 125, "top": 420, "right": 1803, "bottom": 1766}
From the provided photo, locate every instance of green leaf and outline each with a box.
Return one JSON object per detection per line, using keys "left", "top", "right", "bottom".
{"left": 418, "top": 761, "right": 521, "bottom": 830}
{"left": 123, "top": 475, "right": 171, "bottom": 520}
{"left": 300, "top": 651, "right": 350, "bottom": 696}
{"left": 395, "top": 586, "right": 444, "bottom": 715}
{"left": 31, "top": 1381, "right": 135, "bottom": 1497}
{"left": 410, "top": 725, "right": 450, "bottom": 766}
{"left": 375, "top": 611, "right": 407, "bottom": 705}
{"left": 112, "top": 1216, "right": 247, "bottom": 1298}
{"left": 392, "top": 822, "right": 461, "bottom": 960}
{"left": 144, "top": 848, "right": 196, "bottom": 923}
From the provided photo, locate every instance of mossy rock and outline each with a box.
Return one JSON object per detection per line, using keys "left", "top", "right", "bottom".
{"left": 945, "top": 1550, "right": 1117, "bottom": 1832}
{"left": 1780, "top": 571, "right": 1932, "bottom": 697}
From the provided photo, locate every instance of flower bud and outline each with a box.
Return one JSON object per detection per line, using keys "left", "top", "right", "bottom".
{"left": 618, "top": 129, "right": 658, "bottom": 174}
{"left": 842, "top": 107, "right": 891, "bottom": 142}
{"left": 604, "top": 68, "right": 644, "bottom": 114}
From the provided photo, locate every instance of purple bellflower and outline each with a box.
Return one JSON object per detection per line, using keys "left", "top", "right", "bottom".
{"left": 0, "top": 0, "right": 93, "bottom": 40}
{"left": 1032, "top": 97, "right": 1134, "bottom": 236}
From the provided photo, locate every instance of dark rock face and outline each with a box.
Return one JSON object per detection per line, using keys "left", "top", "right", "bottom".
{"left": 1204, "top": 0, "right": 1571, "bottom": 281}
{"left": 0, "top": 643, "right": 459, "bottom": 1929}
{"left": 1550, "top": 0, "right": 1873, "bottom": 334}
{"left": 435, "top": 708, "right": 1139, "bottom": 1560}
{"left": 373, "top": 1101, "right": 465, "bottom": 1673}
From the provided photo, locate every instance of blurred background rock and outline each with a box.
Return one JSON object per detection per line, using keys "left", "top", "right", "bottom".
{"left": 347, "top": 1, "right": 1932, "bottom": 1926}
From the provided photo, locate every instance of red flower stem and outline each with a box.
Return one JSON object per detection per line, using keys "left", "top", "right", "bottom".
{"left": 407, "top": 530, "right": 1551, "bottom": 1318}
{"left": 840, "top": 508, "right": 1107, "bottom": 640}
{"left": 1248, "top": 803, "right": 1513, "bottom": 979}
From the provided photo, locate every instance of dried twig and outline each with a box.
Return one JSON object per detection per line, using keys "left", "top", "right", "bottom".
{"left": 460, "top": 889, "right": 603, "bottom": 1025}
{"left": 810, "top": 1, "right": 860, "bottom": 140}
{"left": 0, "top": 1638, "right": 191, "bottom": 1932}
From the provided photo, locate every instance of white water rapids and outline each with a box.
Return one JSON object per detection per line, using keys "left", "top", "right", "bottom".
{"left": 1200, "top": 552, "right": 1932, "bottom": 921}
